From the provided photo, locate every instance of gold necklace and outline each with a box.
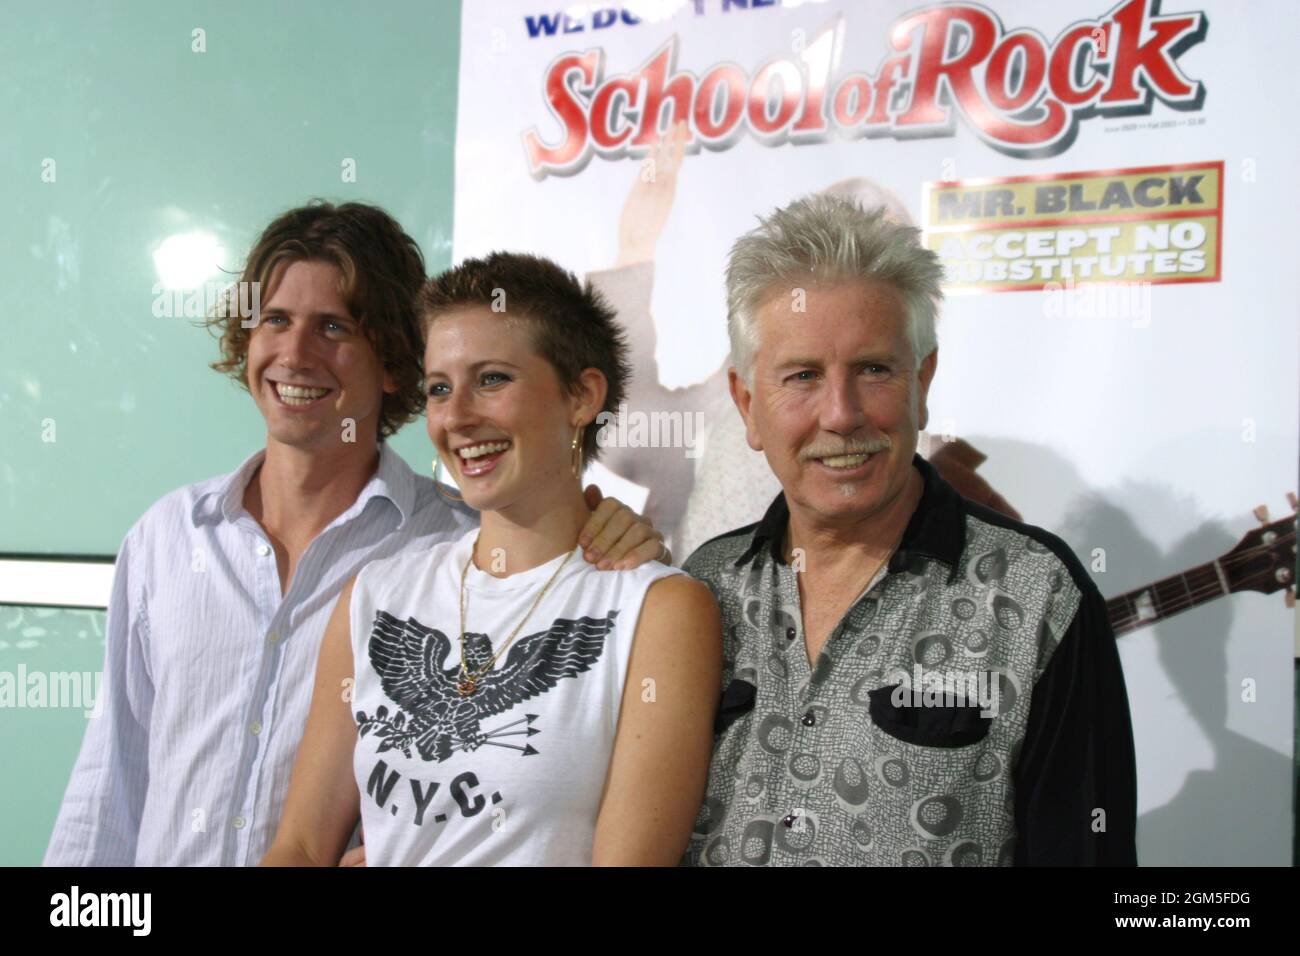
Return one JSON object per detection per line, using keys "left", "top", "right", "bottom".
{"left": 457, "top": 539, "right": 575, "bottom": 696}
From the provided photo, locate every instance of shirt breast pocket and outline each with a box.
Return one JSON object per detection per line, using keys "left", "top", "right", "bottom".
{"left": 858, "top": 684, "right": 1012, "bottom": 866}
{"left": 866, "top": 683, "right": 992, "bottom": 748}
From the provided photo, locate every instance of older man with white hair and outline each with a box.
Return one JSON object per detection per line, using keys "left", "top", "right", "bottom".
{"left": 682, "top": 195, "right": 1136, "bottom": 866}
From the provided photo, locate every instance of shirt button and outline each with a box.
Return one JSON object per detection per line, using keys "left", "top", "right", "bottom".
{"left": 801, "top": 711, "right": 816, "bottom": 727}
{"left": 781, "top": 813, "right": 799, "bottom": 829}
{"left": 266, "top": 632, "right": 280, "bottom": 644}
{"left": 232, "top": 817, "right": 246, "bottom": 830}
{"left": 250, "top": 722, "right": 262, "bottom": 735}
{"left": 256, "top": 544, "right": 271, "bottom": 557}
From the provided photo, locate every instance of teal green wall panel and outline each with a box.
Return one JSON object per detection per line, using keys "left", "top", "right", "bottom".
{"left": 1, "top": 0, "right": 463, "bottom": 555}
{"left": 0, "top": 606, "right": 108, "bottom": 865}
{"left": 1, "top": 0, "right": 463, "bottom": 864}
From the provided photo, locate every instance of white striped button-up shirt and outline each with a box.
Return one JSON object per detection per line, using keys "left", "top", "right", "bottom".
{"left": 44, "top": 442, "right": 477, "bottom": 866}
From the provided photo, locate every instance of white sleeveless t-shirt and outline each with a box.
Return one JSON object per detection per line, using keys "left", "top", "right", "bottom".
{"left": 349, "top": 529, "right": 681, "bottom": 866}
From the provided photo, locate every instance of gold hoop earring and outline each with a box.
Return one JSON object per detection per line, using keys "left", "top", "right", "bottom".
{"left": 432, "top": 457, "right": 464, "bottom": 503}
{"left": 570, "top": 424, "right": 586, "bottom": 478}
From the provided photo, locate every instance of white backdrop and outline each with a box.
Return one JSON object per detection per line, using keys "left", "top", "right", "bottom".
{"left": 454, "top": 0, "right": 1299, "bottom": 864}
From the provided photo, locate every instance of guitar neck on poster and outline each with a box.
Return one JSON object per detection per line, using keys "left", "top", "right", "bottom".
{"left": 1106, "top": 496, "right": 1297, "bottom": 642}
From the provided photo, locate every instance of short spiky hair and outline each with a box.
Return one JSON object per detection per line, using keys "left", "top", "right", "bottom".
{"left": 417, "top": 252, "right": 630, "bottom": 464}
{"left": 206, "top": 200, "right": 428, "bottom": 440}
{"left": 725, "top": 195, "right": 944, "bottom": 382}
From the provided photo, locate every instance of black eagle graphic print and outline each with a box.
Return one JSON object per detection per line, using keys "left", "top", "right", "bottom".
{"left": 355, "top": 608, "right": 616, "bottom": 762}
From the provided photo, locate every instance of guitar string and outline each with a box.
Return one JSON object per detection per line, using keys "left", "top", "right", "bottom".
{"left": 1104, "top": 529, "right": 1294, "bottom": 630}
{"left": 1109, "top": 572, "right": 1288, "bottom": 630}
{"left": 1113, "top": 532, "right": 1293, "bottom": 605}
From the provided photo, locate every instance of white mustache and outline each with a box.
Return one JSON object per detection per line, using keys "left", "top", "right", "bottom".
{"left": 801, "top": 436, "right": 892, "bottom": 461}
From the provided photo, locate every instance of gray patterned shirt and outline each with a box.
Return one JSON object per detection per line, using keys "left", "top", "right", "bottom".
{"left": 682, "top": 456, "right": 1136, "bottom": 866}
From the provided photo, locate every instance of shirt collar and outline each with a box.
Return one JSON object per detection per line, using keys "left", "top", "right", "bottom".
{"left": 733, "top": 453, "right": 967, "bottom": 578}
{"left": 191, "top": 442, "right": 416, "bottom": 530}
{"left": 365, "top": 442, "right": 417, "bottom": 529}
{"left": 191, "top": 448, "right": 265, "bottom": 526}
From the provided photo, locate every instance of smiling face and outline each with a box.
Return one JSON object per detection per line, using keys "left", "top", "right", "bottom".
{"left": 246, "top": 259, "right": 397, "bottom": 452}
{"left": 730, "top": 277, "right": 937, "bottom": 529}
{"left": 424, "top": 306, "right": 604, "bottom": 516}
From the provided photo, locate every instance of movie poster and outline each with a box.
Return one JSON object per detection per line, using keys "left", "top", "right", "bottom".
{"left": 454, "top": 0, "right": 1298, "bottom": 864}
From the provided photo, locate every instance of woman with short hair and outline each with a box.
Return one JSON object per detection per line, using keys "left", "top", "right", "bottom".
{"left": 262, "top": 252, "right": 721, "bottom": 866}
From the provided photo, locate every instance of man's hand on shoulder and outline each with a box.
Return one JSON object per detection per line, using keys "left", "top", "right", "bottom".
{"left": 579, "top": 485, "right": 671, "bottom": 569}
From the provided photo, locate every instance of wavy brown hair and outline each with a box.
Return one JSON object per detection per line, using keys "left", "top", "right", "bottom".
{"left": 206, "top": 201, "right": 427, "bottom": 440}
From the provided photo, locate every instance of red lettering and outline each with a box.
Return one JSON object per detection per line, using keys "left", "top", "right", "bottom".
{"left": 520, "top": 3, "right": 1208, "bottom": 175}
{"left": 791, "top": 24, "right": 836, "bottom": 135}
{"left": 832, "top": 74, "right": 873, "bottom": 127}
{"left": 1101, "top": 0, "right": 1203, "bottom": 105}
{"left": 892, "top": 6, "right": 998, "bottom": 128}
{"left": 866, "top": 56, "right": 909, "bottom": 125}
{"left": 590, "top": 76, "right": 640, "bottom": 150}
{"left": 986, "top": 31, "right": 1047, "bottom": 113}
{"left": 747, "top": 60, "right": 802, "bottom": 135}
{"left": 523, "top": 51, "right": 601, "bottom": 175}
{"left": 894, "top": 6, "right": 1066, "bottom": 145}
{"left": 1048, "top": 23, "right": 1108, "bottom": 106}
{"left": 694, "top": 64, "right": 746, "bottom": 140}
{"left": 632, "top": 42, "right": 696, "bottom": 147}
